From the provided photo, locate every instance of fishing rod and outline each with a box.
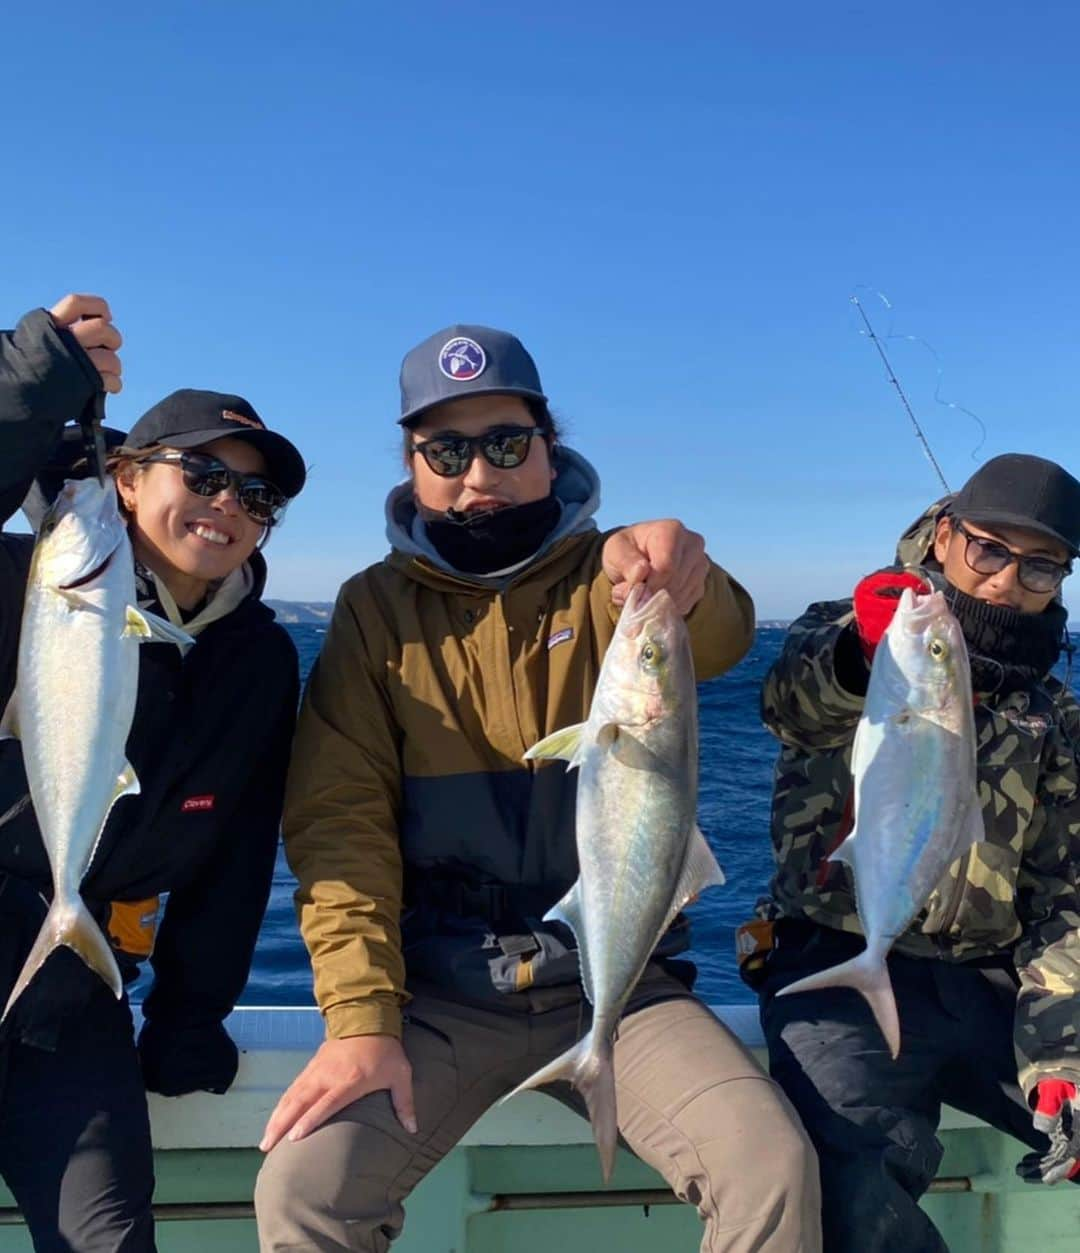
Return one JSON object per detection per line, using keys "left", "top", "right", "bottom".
{"left": 851, "top": 294, "right": 951, "bottom": 495}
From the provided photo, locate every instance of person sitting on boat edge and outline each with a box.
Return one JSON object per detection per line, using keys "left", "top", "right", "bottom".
{"left": 739, "top": 453, "right": 1080, "bottom": 1252}
{"left": 254, "top": 323, "right": 823, "bottom": 1252}
{"left": 0, "top": 294, "right": 306, "bottom": 1252}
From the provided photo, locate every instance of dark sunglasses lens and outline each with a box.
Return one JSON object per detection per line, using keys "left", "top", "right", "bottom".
{"left": 966, "top": 538, "right": 1011, "bottom": 575}
{"left": 422, "top": 440, "right": 471, "bottom": 477}
{"left": 1019, "top": 560, "right": 1064, "bottom": 593}
{"left": 482, "top": 431, "right": 533, "bottom": 468}
{"left": 181, "top": 463, "right": 231, "bottom": 498}
{"left": 239, "top": 483, "right": 285, "bottom": 524}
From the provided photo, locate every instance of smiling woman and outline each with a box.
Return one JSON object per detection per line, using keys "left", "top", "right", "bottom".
{"left": 108, "top": 390, "right": 306, "bottom": 614}
{"left": 0, "top": 302, "right": 308, "bottom": 1253}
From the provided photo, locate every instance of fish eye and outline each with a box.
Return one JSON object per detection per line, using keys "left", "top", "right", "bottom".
{"left": 639, "top": 640, "right": 664, "bottom": 670}
{"left": 928, "top": 638, "right": 948, "bottom": 661}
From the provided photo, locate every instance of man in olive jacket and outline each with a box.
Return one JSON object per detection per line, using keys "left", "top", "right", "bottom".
{"left": 256, "top": 325, "right": 821, "bottom": 1252}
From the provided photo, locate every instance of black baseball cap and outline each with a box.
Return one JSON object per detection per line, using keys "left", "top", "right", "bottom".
{"left": 950, "top": 453, "right": 1080, "bottom": 557}
{"left": 398, "top": 324, "right": 547, "bottom": 426}
{"left": 126, "top": 390, "right": 306, "bottom": 497}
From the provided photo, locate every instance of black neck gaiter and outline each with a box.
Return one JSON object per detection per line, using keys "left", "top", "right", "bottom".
{"left": 425, "top": 492, "right": 562, "bottom": 576}
{"left": 941, "top": 583, "right": 1067, "bottom": 695}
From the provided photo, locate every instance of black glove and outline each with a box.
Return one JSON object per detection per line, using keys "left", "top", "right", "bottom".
{"left": 20, "top": 422, "right": 127, "bottom": 529}
{"left": 137, "top": 1018, "right": 239, "bottom": 1097}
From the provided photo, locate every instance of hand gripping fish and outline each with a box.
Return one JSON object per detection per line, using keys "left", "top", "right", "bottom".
{"left": 1, "top": 479, "right": 192, "bottom": 1022}
{"left": 505, "top": 586, "right": 726, "bottom": 1181}
{"left": 778, "top": 586, "right": 983, "bottom": 1058}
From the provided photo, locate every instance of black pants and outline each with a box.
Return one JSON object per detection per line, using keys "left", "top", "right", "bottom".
{"left": 0, "top": 981, "right": 155, "bottom": 1252}
{"left": 758, "top": 924, "right": 1046, "bottom": 1253}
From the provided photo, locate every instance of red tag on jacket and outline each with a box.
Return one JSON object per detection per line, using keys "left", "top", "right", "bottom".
{"left": 181, "top": 795, "right": 215, "bottom": 813}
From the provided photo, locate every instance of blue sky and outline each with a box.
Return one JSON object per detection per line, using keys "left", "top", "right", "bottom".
{"left": 3, "top": 2, "right": 1078, "bottom": 618}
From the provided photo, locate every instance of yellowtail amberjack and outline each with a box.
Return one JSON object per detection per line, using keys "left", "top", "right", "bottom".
{"left": 778, "top": 586, "right": 983, "bottom": 1057}
{"left": 1, "top": 478, "right": 192, "bottom": 1022}
{"left": 506, "top": 585, "right": 726, "bottom": 1181}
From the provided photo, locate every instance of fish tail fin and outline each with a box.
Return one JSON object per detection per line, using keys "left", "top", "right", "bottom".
{"left": 777, "top": 949, "right": 901, "bottom": 1059}
{"left": 1, "top": 897, "right": 122, "bottom": 1023}
{"left": 503, "top": 1032, "right": 619, "bottom": 1182}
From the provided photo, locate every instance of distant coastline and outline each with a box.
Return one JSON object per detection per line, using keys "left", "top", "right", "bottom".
{"left": 267, "top": 603, "right": 1080, "bottom": 634}
{"left": 266, "top": 600, "right": 334, "bottom": 624}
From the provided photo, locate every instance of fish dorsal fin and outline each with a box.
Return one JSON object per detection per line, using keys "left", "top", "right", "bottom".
{"left": 0, "top": 695, "right": 19, "bottom": 742}
{"left": 675, "top": 826, "right": 726, "bottom": 907}
{"left": 524, "top": 722, "right": 589, "bottom": 769}
{"left": 658, "top": 826, "right": 727, "bottom": 940}
{"left": 84, "top": 762, "right": 141, "bottom": 877}
{"left": 544, "top": 879, "right": 595, "bottom": 1004}
{"left": 123, "top": 606, "right": 196, "bottom": 653}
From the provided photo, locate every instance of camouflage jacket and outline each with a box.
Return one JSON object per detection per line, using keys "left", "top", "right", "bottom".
{"left": 759, "top": 504, "right": 1080, "bottom": 1095}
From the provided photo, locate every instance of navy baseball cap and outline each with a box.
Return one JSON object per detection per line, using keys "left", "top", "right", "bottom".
{"left": 950, "top": 453, "right": 1080, "bottom": 557}
{"left": 398, "top": 324, "right": 547, "bottom": 426}
{"left": 126, "top": 390, "right": 306, "bottom": 497}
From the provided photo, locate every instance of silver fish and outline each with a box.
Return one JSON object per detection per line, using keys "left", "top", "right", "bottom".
{"left": 1, "top": 479, "right": 192, "bottom": 1022}
{"left": 506, "top": 585, "right": 726, "bottom": 1181}
{"left": 778, "top": 586, "right": 983, "bottom": 1057}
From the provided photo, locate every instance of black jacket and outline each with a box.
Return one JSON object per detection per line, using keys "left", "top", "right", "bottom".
{"left": 0, "top": 309, "right": 298, "bottom": 1094}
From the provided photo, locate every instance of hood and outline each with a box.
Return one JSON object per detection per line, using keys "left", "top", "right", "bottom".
{"left": 135, "top": 546, "right": 271, "bottom": 639}
{"left": 383, "top": 445, "right": 601, "bottom": 588}
{"left": 894, "top": 495, "right": 951, "bottom": 573}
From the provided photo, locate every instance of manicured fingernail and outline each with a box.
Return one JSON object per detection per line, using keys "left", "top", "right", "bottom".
{"left": 405, "top": 1117, "right": 418, "bottom": 1134}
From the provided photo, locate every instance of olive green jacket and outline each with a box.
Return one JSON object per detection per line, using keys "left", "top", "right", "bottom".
{"left": 284, "top": 459, "right": 753, "bottom": 1039}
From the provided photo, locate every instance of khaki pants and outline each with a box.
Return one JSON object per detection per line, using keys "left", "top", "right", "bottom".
{"left": 255, "top": 967, "right": 821, "bottom": 1252}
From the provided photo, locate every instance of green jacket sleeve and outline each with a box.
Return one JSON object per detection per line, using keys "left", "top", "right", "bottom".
{"left": 1014, "top": 698, "right": 1080, "bottom": 1097}
{"left": 761, "top": 598, "right": 869, "bottom": 752}
{"left": 282, "top": 579, "right": 406, "bottom": 1040}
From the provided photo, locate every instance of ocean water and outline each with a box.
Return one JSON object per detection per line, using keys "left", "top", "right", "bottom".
{"left": 241, "top": 623, "right": 1080, "bottom": 1010}
{"left": 244, "top": 623, "right": 786, "bottom": 1009}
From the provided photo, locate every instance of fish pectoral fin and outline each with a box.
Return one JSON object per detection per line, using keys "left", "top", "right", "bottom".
{"left": 54, "top": 587, "right": 104, "bottom": 614}
{"left": 123, "top": 606, "right": 195, "bottom": 652}
{"left": 610, "top": 729, "right": 662, "bottom": 772}
{"left": 0, "top": 694, "right": 19, "bottom": 741}
{"left": 524, "top": 722, "right": 588, "bottom": 767}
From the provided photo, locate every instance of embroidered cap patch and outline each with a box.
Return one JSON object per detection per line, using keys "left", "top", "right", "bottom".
{"left": 438, "top": 337, "right": 486, "bottom": 381}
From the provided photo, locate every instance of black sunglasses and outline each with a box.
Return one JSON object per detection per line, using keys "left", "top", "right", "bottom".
{"left": 952, "top": 520, "right": 1072, "bottom": 594}
{"left": 143, "top": 452, "right": 288, "bottom": 526}
{"left": 410, "top": 425, "right": 544, "bottom": 478}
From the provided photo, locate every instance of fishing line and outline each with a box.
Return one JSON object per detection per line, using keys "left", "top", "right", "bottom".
{"left": 850, "top": 292, "right": 952, "bottom": 495}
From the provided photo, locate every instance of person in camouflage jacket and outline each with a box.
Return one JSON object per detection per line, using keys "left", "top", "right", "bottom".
{"left": 749, "top": 453, "right": 1080, "bottom": 1253}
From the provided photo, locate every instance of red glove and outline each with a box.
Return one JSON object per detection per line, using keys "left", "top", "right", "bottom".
{"left": 852, "top": 571, "right": 931, "bottom": 662}
{"left": 1022, "top": 1080, "right": 1080, "bottom": 1184}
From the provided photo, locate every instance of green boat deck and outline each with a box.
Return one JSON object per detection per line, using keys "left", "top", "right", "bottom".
{"left": 3, "top": 1006, "right": 1078, "bottom": 1251}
